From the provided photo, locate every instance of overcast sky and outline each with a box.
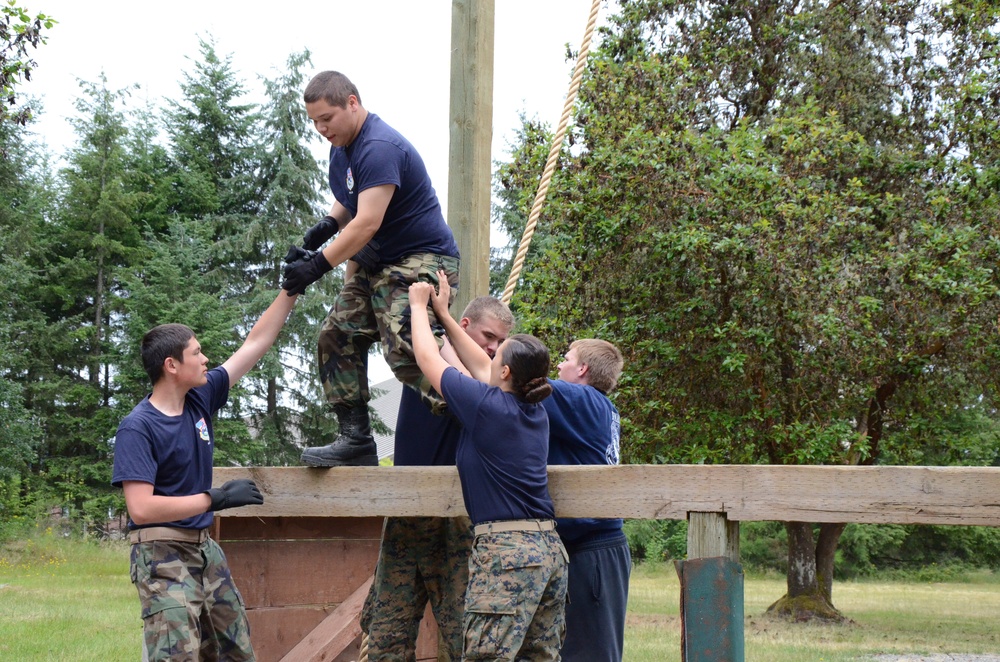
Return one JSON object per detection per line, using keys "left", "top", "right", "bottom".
{"left": 25, "top": 0, "right": 605, "bottom": 208}
{"left": 23, "top": 0, "right": 607, "bottom": 383}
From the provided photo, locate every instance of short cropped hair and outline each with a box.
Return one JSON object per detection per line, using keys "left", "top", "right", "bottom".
{"left": 572, "top": 339, "right": 624, "bottom": 394}
{"left": 462, "top": 296, "right": 515, "bottom": 330}
{"left": 141, "top": 323, "right": 195, "bottom": 385}
{"left": 304, "top": 71, "right": 362, "bottom": 108}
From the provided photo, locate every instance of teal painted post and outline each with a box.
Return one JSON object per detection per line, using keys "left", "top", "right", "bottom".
{"left": 676, "top": 511, "right": 744, "bottom": 662}
{"left": 675, "top": 557, "right": 745, "bottom": 661}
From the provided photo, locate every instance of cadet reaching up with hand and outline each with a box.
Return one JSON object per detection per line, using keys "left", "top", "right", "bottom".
{"left": 408, "top": 274, "right": 569, "bottom": 660}
{"left": 112, "top": 289, "right": 298, "bottom": 661}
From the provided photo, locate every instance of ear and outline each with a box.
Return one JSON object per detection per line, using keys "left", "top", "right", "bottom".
{"left": 459, "top": 318, "right": 471, "bottom": 331}
{"left": 163, "top": 356, "right": 179, "bottom": 376}
{"left": 500, "top": 364, "right": 511, "bottom": 381}
{"left": 577, "top": 363, "right": 590, "bottom": 383}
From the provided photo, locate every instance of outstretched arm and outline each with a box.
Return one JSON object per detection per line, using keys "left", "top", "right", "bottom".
{"left": 430, "top": 271, "right": 491, "bottom": 382}
{"left": 408, "top": 282, "right": 452, "bottom": 395}
{"left": 221, "top": 291, "right": 298, "bottom": 387}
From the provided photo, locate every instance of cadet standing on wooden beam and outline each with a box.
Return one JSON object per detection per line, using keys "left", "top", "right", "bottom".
{"left": 282, "top": 70, "right": 460, "bottom": 467}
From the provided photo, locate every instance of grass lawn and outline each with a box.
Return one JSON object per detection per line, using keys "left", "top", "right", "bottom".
{"left": 0, "top": 530, "right": 138, "bottom": 661}
{"left": 627, "top": 562, "right": 1000, "bottom": 662}
{"left": 2, "top": 532, "right": 998, "bottom": 661}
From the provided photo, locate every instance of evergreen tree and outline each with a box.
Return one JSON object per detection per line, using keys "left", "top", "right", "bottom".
{"left": 237, "top": 49, "right": 341, "bottom": 464}
{"left": 25, "top": 76, "right": 148, "bottom": 529}
{"left": 163, "top": 36, "right": 262, "bottom": 272}
{"left": 0, "top": 112, "right": 48, "bottom": 519}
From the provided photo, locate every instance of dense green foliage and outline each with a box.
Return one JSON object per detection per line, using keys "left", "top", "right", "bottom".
{"left": 626, "top": 519, "right": 1000, "bottom": 580}
{"left": 495, "top": 0, "right": 1000, "bottom": 613}
{"left": 0, "top": 1, "right": 54, "bottom": 125}
{"left": 0, "top": 44, "right": 338, "bottom": 534}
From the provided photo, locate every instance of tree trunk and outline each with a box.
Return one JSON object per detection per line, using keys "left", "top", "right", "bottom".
{"left": 817, "top": 522, "right": 846, "bottom": 603}
{"left": 765, "top": 521, "right": 845, "bottom": 621}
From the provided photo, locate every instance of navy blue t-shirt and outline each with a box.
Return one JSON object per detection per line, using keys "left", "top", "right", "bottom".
{"left": 440, "top": 367, "right": 554, "bottom": 525}
{"left": 393, "top": 387, "right": 460, "bottom": 466}
{"left": 328, "top": 113, "right": 459, "bottom": 266}
{"left": 111, "top": 367, "right": 230, "bottom": 531}
{"left": 543, "top": 379, "right": 624, "bottom": 544}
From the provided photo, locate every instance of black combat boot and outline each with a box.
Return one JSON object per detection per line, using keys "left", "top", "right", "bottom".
{"left": 301, "top": 402, "right": 378, "bottom": 467}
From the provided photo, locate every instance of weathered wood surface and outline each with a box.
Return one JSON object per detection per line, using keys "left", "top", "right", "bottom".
{"left": 447, "top": 0, "right": 495, "bottom": 312}
{"left": 688, "top": 512, "right": 740, "bottom": 562}
{"left": 214, "top": 465, "right": 1000, "bottom": 526}
{"left": 215, "top": 516, "right": 387, "bottom": 662}
{"left": 278, "top": 576, "right": 373, "bottom": 662}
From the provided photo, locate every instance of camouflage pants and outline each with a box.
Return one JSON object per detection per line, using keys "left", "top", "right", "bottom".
{"left": 361, "top": 516, "right": 473, "bottom": 662}
{"left": 130, "top": 538, "right": 254, "bottom": 662}
{"left": 463, "top": 529, "right": 568, "bottom": 661}
{"left": 317, "top": 253, "right": 460, "bottom": 412}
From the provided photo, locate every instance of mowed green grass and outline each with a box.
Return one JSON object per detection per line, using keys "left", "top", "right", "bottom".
{"left": 626, "top": 562, "right": 1000, "bottom": 662}
{"left": 0, "top": 532, "right": 139, "bottom": 661}
{"left": 2, "top": 534, "right": 998, "bottom": 661}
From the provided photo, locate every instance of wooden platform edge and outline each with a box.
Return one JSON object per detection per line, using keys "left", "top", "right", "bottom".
{"left": 213, "top": 465, "right": 1000, "bottom": 526}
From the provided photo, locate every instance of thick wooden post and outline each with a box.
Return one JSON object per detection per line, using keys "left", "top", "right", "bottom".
{"left": 676, "top": 512, "right": 744, "bottom": 662}
{"left": 447, "top": 0, "right": 495, "bottom": 313}
{"left": 687, "top": 511, "right": 740, "bottom": 562}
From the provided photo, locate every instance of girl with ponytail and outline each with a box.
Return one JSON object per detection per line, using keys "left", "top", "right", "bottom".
{"left": 408, "top": 273, "right": 568, "bottom": 661}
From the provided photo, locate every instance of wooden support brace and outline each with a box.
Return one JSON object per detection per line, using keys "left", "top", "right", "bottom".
{"left": 279, "top": 576, "right": 374, "bottom": 662}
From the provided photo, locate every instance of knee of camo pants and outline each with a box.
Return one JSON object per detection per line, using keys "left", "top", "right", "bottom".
{"left": 375, "top": 254, "right": 459, "bottom": 414}
{"left": 317, "top": 271, "right": 380, "bottom": 406}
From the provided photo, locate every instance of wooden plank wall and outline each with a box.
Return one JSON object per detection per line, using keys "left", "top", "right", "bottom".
{"left": 214, "top": 515, "right": 438, "bottom": 661}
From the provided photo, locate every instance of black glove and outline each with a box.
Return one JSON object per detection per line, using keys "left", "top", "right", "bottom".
{"left": 206, "top": 478, "right": 263, "bottom": 512}
{"left": 282, "top": 246, "right": 333, "bottom": 295}
{"left": 303, "top": 215, "right": 339, "bottom": 251}
{"left": 351, "top": 238, "right": 381, "bottom": 272}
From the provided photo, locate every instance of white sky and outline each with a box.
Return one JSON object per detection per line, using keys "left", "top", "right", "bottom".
{"left": 23, "top": 0, "right": 608, "bottom": 383}
{"left": 25, "top": 0, "right": 605, "bottom": 205}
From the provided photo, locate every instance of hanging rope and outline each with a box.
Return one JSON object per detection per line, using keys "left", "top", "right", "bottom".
{"left": 359, "top": 632, "right": 370, "bottom": 662}
{"left": 500, "top": 0, "right": 602, "bottom": 305}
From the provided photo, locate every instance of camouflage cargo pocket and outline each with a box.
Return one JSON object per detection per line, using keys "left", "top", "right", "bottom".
{"left": 463, "top": 591, "right": 517, "bottom": 660}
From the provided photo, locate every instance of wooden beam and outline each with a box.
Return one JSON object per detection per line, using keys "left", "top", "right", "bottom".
{"left": 278, "top": 575, "right": 373, "bottom": 662}
{"left": 447, "top": 0, "right": 495, "bottom": 312}
{"left": 214, "top": 465, "right": 1000, "bottom": 526}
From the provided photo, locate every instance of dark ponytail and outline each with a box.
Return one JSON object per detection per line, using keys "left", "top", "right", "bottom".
{"left": 522, "top": 376, "right": 553, "bottom": 404}
{"left": 500, "top": 334, "right": 552, "bottom": 404}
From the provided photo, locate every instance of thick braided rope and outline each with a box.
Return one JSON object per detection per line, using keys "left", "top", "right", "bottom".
{"left": 359, "top": 632, "right": 370, "bottom": 662}
{"left": 500, "top": 0, "right": 602, "bottom": 305}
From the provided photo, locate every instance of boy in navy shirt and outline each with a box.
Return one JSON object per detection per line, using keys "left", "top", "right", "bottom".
{"left": 112, "top": 290, "right": 297, "bottom": 661}
{"left": 544, "top": 339, "right": 631, "bottom": 662}
{"left": 281, "top": 71, "right": 460, "bottom": 467}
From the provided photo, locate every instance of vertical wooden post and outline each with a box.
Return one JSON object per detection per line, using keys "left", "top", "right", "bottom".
{"left": 676, "top": 512, "right": 745, "bottom": 662}
{"left": 447, "top": 0, "right": 495, "bottom": 314}
{"left": 687, "top": 511, "right": 740, "bottom": 562}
